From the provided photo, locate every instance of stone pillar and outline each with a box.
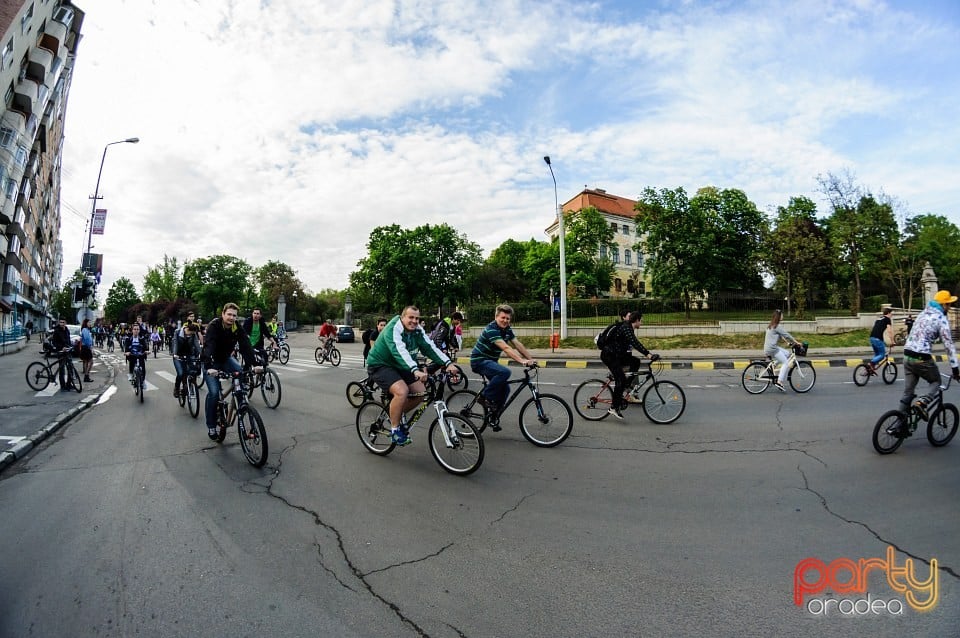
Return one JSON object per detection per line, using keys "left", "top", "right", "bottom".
{"left": 277, "top": 294, "right": 286, "bottom": 327}
{"left": 344, "top": 295, "right": 353, "bottom": 325}
{"left": 921, "top": 262, "right": 938, "bottom": 305}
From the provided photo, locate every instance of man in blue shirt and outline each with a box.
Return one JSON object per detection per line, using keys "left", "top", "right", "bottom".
{"left": 470, "top": 304, "right": 534, "bottom": 430}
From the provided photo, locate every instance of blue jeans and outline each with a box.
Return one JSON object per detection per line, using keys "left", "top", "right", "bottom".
{"left": 869, "top": 337, "right": 886, "bottom": 366}
{"left": 204, "top": 358, "right": 243, "bottom": 427}
{"left": 471, "top": 358, "right": 511, "bottom": 410}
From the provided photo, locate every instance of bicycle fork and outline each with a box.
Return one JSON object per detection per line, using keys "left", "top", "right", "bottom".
{"left": 432, "top": 400, "right": 461, "bottom": 448}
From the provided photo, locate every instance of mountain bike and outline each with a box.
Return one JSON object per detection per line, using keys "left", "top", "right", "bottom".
{"left": 741, "top": 342, "right": 816, "bottom": 393}
{"left": 212, "top": 369, "right": 269, "bottom": 467}
{"left": 315, "top": 338, "right": 341, "bottom": 366}
{"left": 853, "top": 347, "right": 897, "bottom": 386}
{"left": 445, "top": 363, "right": 573, "bottom": 447}
{"left": 25, "top": 349, "right": 81, "bottom": 392}
{"left": 872, "top": 373, "right": 958, "bottom": 454}
{"left": 268, "top": 337, "right": 290, "bottom": 365}
{"left": 355, "top": 371, "right": 483, "bottom": 475}
{"left": 573, "top": 356, "right": 686, "bottom": 424}
{"left": 245, "top": 356, "right": 282, "bottom": 409}
{"left": 346, "top": 374, "right": 382, "bottom": 408}
{"left": 176, "top": 357, "right": 202, "bottom": 418}
{"left": 130, "top": 355, "right": 146, "bottom": 403}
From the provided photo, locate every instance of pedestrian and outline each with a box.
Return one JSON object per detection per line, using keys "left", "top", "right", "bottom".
{"left": 25, "top": 319, "right": 33, "bottom": 342}
{"left": 79, "top": 318, "right": 94, "bottom": 383}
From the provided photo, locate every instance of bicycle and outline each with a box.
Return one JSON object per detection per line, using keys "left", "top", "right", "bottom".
{"left": 573, "top": 356, "right": 686, "bottom": 424}
{"left": 872, "top": 373, "right": 958, "bottom": 454}
{"left": 355, "top": 371, "right": 484, "bottom": 475}
{"left": 346, "top": 374, "right": 383, "bottom": 408}
{"left": 212, "top": 369, "right": 269, "bottom": 467}
{"left": 741, "top": 342, "right": 816, "bottom": 394}
{"left": 853, "top": 347, "right": 898, "bottom": 386}
{"left": 245, "top": 354, "right": 282, "bottom": 409}
{"left": 315, "top": 338, "right": 341, "bottom": 366}
{"left": 175, "top": 357, "right": 202, "bottom": 418}
{"left": 418, "top": 355, "right": 469, "bottom": 400}
{"left": 106, "top": 334, "right": 115, "bottom": 352}
{"left": 152, "top": 338, "right": 162, "bottom": 358}
{"left": 268, "top": 337, "right": 290, "bottom": 365}
{"left": 129, "top": 355, "right": 147, "bottom": 403}
{"left": 445, "top": 363, "right": 573, "bottom": 447}
{"left": 25, "top": 348, "right": 82, "bottom": 393}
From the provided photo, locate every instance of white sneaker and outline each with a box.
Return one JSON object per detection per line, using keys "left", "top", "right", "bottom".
{"left": 607, "top": 408, "right": 624, "bottom": 420}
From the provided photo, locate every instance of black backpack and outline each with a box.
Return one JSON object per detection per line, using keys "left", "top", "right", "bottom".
{"left": 595, "top": 322, "right": 619, "bottom": 349}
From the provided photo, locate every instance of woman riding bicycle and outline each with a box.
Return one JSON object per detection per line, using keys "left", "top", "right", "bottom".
{"left": 764, "top": 309, "right": 798, "bottom": 392}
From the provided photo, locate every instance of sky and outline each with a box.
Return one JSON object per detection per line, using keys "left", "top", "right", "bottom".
{"left": 57, "top": 0, "right": 960, "bottom": 299}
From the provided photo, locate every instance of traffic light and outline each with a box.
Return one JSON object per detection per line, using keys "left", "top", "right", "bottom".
{"left": 72, "top": 284, "right": 84, "bottom": 304}
{"left": 81, "top": 278, "right": 94, "bottom": 299}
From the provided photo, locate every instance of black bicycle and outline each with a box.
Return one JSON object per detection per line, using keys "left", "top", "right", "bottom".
{"left": 853, "top": 347, "right": 897, "bottom": 386}
{"left": 346, "top": 374, "right": 382, "bottom": 408}
{"left": 445, "top": 363, "right": 573, "bottom": 447}
{"left": 25, "top": 348, "right": 81, "bottom": 392}
{"left": 245, "top": 354, "right": 282, "bottom": 409}
{"left": 176, "top": 357, "right": 202, "bottom": 418}
{"left": 129, "top": 355, "right": 147, "bottom": 403}
{"left": 315, "top": 338, "right": 341, "bottom": 366}
{"left": 212, "top": 369, "right": 268, "bottom": 467}
{"left": 872, "top": 373, "right": 958, "bottom": 454}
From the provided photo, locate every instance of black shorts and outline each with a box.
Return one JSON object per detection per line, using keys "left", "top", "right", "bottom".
{"left": 80, "top": 345, "right": 93, "bottom": 361}
{"left": 369, "top": 366, "right": 417, "bottom": 392}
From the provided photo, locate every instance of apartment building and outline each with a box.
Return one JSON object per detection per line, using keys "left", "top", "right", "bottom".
{"left": 545, "top": 188, "right": 650, "bottom": 298}
{"left": 0, "top": 0, "right": 82, "bottom": 333}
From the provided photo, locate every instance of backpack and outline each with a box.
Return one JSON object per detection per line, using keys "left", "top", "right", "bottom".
{"left": 595, "top": 322, "right": 619, "bottom": 349}
{"left": 361, "top": 328, "right": 373, "bottom": 346}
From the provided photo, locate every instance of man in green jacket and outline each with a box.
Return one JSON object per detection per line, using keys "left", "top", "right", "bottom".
{"left": 366, "top": 306, "right": 460, "bottom": 445}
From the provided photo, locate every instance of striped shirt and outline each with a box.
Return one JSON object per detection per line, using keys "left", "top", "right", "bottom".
{"left": 471, "top": 321, "right": 515, "bottom": 364}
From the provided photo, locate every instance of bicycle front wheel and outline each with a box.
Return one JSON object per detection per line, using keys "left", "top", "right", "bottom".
{"left": 69, "top": 363, "right": 83, "bottom": 394}
{"left": 187, "top": 376, "right": 200, "bottom": 418}
{"left": 519, "top": 394, "right": 573, "bottom": 447}
{"left": 177, "top": 378, "right": 186, "bottom": 407}
{"left": 882, "top": 361, "right": 898, "bottom": 385}
{"left": 259, "top": 369, "right": 282, "bottom": 409}
{"left": 429, "top": 414, "right": 484, "bottom": 475}
{"left": 447, "top": 364, "right": 469, "bottom": 391}
{"left": 355, "top": 401, "right": 396, "bottom": 455}
{"left": 445, "top": 389, "right": 488, "bottom": 432}
{"left": 872, "top": 410, "right": 907, "bottom": 454}
{"left": 330, "top": 348, "right": 341, "bottom": 367}
{"left": 788, "top": 361, "right": 816, "bottom": 393}
{"left": 278, "top": 344, "right": 290, "bottom": 365}
{"left": 573, "top": 379, "right": 614, "bottom": 421}
{"left": 25, "top": 361, "right": 51, "bottom": 391}
{"left": 642, "top": 381, "right": 686, "bottom": 424}
{"left": 927, "top": 403, "right": 959, "bottom": 447}
{"left": 238, "top": 405, "right": 269, "bottom": 467}
{"left": 742, "top": 362, "right": 770, "bottom": 394}
{"left": 852, "top": 364, "right": 871, "bottom": 387}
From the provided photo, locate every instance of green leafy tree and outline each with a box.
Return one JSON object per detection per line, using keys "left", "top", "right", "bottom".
{"left": 564, "top": 207, "right": 616, "bottom": 297}
{"left": 104, "top": 277, "right": 141, "bottom": 323}
{"left": 765, "top": 197, "right": 831, "bottom": 318}
{"left": 350, "top": 225, "right": 407, "bottom": 312}
{"left": 181, "top": 255, "right": 253, "bottom": 318}
{"left": 255, "top": 260, "right": 306, "bottom": 316}
{"left": 142, "top": 254, "right": 182, "bottom": 302}
{"left": 50, "top": 284, "right": 75, "bottom": 321}
{"left": 690, "top": 187, "right": 766, "bottom": 291}
{"left": 901, "top": 214, "right": 960, "bottom": 296}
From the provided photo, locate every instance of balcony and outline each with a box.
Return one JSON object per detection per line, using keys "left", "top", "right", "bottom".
{"left": 5, "top": 234, "right": 22, "bottom": 268}
{"left": 0, "top": 198, "right": 13, "bottom": 225}
{"left": 40, "top": 22, "right": 68, "bottom": 52}
{"left": 28, "top": 47, "right": 53, "bottom": 84}
{"left": 13, "top": 78, "right": 40, "bottom": 118}
{"left": 6, "top": 207, "right": 26, "bottom": 242}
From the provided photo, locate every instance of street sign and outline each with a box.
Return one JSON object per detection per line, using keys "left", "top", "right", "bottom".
{"left": 553, "top": 298, "right": 560, "bottom": 313}
{"left": 91, "top": 209, "right": 107, "bottom": 235}
{"left": 82, "top": 252, "right": 103, "bottom": 275}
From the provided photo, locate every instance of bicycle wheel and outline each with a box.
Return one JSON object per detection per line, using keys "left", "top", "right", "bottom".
{"left": 345, "top": 381, "right": 369, "bottom": 408}
{"left": 278, "top": 344, "right": 290, "bottom": 365}
{"left": 315, "top": 347, "right": 325, "bottom": 365}
{"left": 741, "top": 362, "right": 771, "bottom": 394}
{"left": 642, "top": 381, "right": 686, "bottom": 424}
{"left": 447, "top": 364, "right": 469, "bottom": 392}
{"left": 519, "top": 394, "right": 573, "bottom": 447}
{"left": 428, "top": 413, "right": 484, "bottom": 476}
{"left": 852, "top": 364, "right": 871, "bottom": 387}
{"left": 927, "top": 403, "right": 958, "bottom": 447}
{"left": 259, "top": 369, "right": 282, "bottom": 409}
{"left": 216, "top": 402, "right": 230, "bottom": 442}
{"left": 894, "top": 332, "right": 906, "bottom": 346}
{"left": 872, "top": 410, "right": 908, "bottom": 454}
{"left": 177, "top": 378, "right": 186, "bottom": 407}
{"left": 788, "top": 361, "right": 816, "bottom": 393}
{"left": 355, "top": 401, "right": 396, "bottom": 455}
{"left": 238, "top": 404, "right": 269, "bottom": 467}
{"left": 330, "top": 348, "right": 341, "bottom": 367}
{"left": 882, "top": 361, "right": 898, "bottom": 385}
{"left": 67, "top": 362, "right": 83, "bottom": 393}
{"left": 187, "top": 376, "right": 200, "bottom": 418}
{"left": 25, "top": 361, "right": 52, "bottom": 391}
{"left": 445, "top": 389, "right": 488, "bottom": 432}
{"left": 136, "top": 366, "right": 143, "bottom": 402}
{"left": 573, "top": 379, "right": 614, "bottom": 421}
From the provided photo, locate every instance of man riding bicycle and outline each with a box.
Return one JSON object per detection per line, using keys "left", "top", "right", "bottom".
{"left": 470, "top": 304, "right": 535, "bottom": 430}
{"left": 172, "top": 321, "right": 201, "bottom": 398}
{"left": 202, "top": 303, "right": 261, "bottom": 441}
{"left": 894, "top": 290, "right": 960, "bottom": 432}
{"left": 366, "top": 306, "right": 460, "bottom": 446}
{"left": 242, "top": 307, "right": 277, "bottom": 364}
{"left": 318, "top": 319, "right": 337, "bottom": 351}
{"left": 599, "top": 310, "right": 658, "bottom": 420}
{"left": 123, "top": 324, "right": 151, "bottom": 384}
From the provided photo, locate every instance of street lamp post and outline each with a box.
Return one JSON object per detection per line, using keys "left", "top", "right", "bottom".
{"left": 544, "top": 156, "right": 567, "bottom": 339}
{"left": 83, "top": 137, "right": 139, "bottom": 319}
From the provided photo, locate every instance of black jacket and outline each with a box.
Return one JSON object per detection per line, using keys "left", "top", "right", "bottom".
{"left": 601, "top": 321, "right": 650, "bottom": 356}
{"left": 202, "top": 318, "right": 257, "bottom": 367}
{"left": 241, "top": 317, "right": 274, "bottom": 349}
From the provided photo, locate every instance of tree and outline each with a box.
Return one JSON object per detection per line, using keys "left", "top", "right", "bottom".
{"left": 181, "top": 255, "right": 253, "bottom": 318}
{"left": 255, "top": 260, "right": 306, "bottom": 316}
{"left": 765, "top": 197, "right": 831, "bottom": 318}
{"left": 104, "top": 277, "right": 141, "bottom": 323}
{"left": 690, "top": 187, "right": 766, "bottom": 291}
{"left": 900, "top": 214, "right": 960, "bottom": 297}
{"left": 142, "top": 254, "right": 182, "bottom": 302}
{"left": 50, "top": 284, "right": 75, "bottom": 322}
{"left": 564, "top": 207, "right": 616, "bottom": 297}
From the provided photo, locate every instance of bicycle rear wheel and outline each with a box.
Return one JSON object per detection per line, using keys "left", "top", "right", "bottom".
{"left": 314, "top": 347, "right": 325, "bottom": 365}
{"left": 429, "top": 414, "right": 484, "bottom": 475}
{"left": 519, "top": 394, "right": 573, "bottom": 447}
{"left": 788, "top": 361, "right": 816, "bottom": 393}
{"left": 872, "top": 410, "right": 907, "bottom": 454}
{"left": 25, "top": 361, "right": 51, "bottom": 391}
{"left": 355, "top": 401, "right": 396, "bottom": 455}
{"left": 642, "top": 381, "right": 686, "bottom": 424}
{"left": 741, "top": 362, "right": 770, "bottom": 394}
{"left": 136, "top": 367, "right": 143, "bottom": 402}
{"left": 346, "top": 380, "right": 370, "bottom": 408}
{"left": 259, "top": 369, "right": 282, "bottom": 409}
{"left": 573, "top": 379, "right": 614, "bottom": 421}
{"left": 852, "top": 364, "right": 871, "bottom": 387}
{"left": 882, "top": 361, "right": 898, "bottom": 384}
{"left": 238, "top": 404, "right": 268, "bottom": 467}
{"left": 330, "top": 348, "right": 341, "bottom": 367}
{"left": 278, "top": 344, "right": 290, "bottom": 365}
{"left": 445, "top": 389, "right": 488, "bottom": 432}
{"left": 927, "top": 403, "right": 958, "bottom": 447}
{"left": 187, "top": 376, "right": 200, "bottom": 418}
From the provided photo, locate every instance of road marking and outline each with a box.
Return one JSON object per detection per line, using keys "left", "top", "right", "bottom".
{"left": 97, "top": 386, "right": 118, "bottom": 405}
{"left": 0, "top": 435, "right": 27, "bottom": 448}
{"left": 155, "top": 371, "right": 176, "bottom": 383}
{"left": 35, "top": 385, "right": 60, "bottom": 397}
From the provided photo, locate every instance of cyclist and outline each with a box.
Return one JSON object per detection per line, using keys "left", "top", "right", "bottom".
{"left": 430, "top": 312, "right": 463, "bottom": 356}
{"left": 50, "top": 318, "right": 73, "bottom": 391}
{"left": 123, "top": 324, "right": 150, "bottom": 384}
{"left": 867, "top": 308, "right": 894, "bottom": 373}
{"left": 172, "top": 321, "right": 201, "bottom": 398}
{"left": 202, "top": 303, "right": 261, "bottom": 441}
{"left": 895, "top": 290, "right": 960, "bottom": 428}
{"left": 366, "top": 306, "right": 459, "bottom": 446}
{"left": 599, "top": 310, "right": 657, "bottom": 420}
{"left": 361, "top": 317, "right": 387, "bottom": 366}
{"left": 148, "top": 326, "right": 161, "bottom": 357}
{"left": 764, "top": 309, "right": 798, "bottom": 392}
{"left": 318, "top": 319, "right": 337, "bottom": 351}
{"left": 470, "top": 304, "right": 534, "bottom": 430}
{"left": 241, "top": 307, "right": 277, "bottom": 363}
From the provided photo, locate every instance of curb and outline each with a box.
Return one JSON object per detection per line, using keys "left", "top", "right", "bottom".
{"left": 493, "top": 356, "right": 910, "bottom": 370}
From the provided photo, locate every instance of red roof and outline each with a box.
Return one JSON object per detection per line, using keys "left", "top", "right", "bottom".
{"left": 562, "top": 189, "right": 637, "bottom": 219}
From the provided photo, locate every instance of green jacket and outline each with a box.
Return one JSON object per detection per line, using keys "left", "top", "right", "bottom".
{"left": 365, "top": 314, "right": 450, "bottom": 372}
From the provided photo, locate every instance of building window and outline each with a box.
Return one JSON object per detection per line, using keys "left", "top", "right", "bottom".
{"left": 624, "top": 249, "right": 632, "bottom": 266}
{"left": 615, "top": 278, "right": 622, "bottom": 293}
{"left": 610, "top": 222, "right": 618, "bottom": 233}
{"left": 637, "top": 252, "right": 644, "bottom": 268}
{"left": 15, "top": 144, "right": 28, "bottom": 167}
{"left": 627, "top": 279, "right": 635, "bottom": 294}
{"left": 21, "top": 3, "right": 35, "bottom": 35}
{"left": 1, "top": 39, "right": 13, "bottom": 70}
{"left": 639, "top": 281, "right": 646, "bottom": 295}
{"left": 611, "top": 247, "right": 619, "bottom": 264}
{"left": 5, "top": 178, "right": 17, "bottom": 201}
{"left": 599, "top": 245, "right": 607, "bottom": 259}
{"left": 0, "top": 127, "right": 14, "bottom": 148}
{"left": 622, "top": 224, "right": 629, "bottom": 234}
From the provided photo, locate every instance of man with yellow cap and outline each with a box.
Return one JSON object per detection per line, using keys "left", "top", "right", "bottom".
{"left": 895, "top": 290, "right": 960, "bottom": 429}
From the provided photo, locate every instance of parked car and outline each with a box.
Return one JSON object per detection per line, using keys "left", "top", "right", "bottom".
{"left": 336, "top": 325, "right": 355, "bottom": 343}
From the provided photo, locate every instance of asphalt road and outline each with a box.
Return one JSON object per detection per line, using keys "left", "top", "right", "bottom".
{"left": 0, "top": 340, "right": 958, "bottom": 637}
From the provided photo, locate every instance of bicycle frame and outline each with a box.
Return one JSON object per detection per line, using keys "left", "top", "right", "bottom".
{"left": 482, "top": 366, "right": 540, "bottom": 416}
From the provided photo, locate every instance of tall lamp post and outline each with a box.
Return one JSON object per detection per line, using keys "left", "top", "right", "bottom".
{"left": 84, "top": 137, "right": 139, "bottom": 319}
{"left": 543, "top": 156, "right": 567, "bottom": 339}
